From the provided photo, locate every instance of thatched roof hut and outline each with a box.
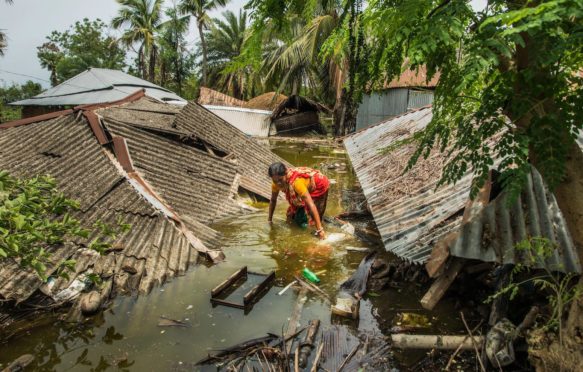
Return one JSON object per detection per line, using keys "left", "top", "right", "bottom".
{"left": 198, "top": 87, "right": 246, "bottom": 107}
{"left": 245, "top": 92, "right": 287, "bottom": 110}
{"left": 270, "top": 95, "right": 330, "bottom": 136}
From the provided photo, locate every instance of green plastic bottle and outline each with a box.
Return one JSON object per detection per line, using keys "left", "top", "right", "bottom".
{"left": 302, "top": 268, "right": 320, "bottom": 284}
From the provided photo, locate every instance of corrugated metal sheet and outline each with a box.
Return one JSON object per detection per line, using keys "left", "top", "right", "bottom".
{"left": 357, "top": 88, "right": 435, "bottom": 131}
{"left": 345, "top": 107, "right": 473, "bottom": 263}
{"left": 203, "top": 105, "right": 273, "bottom": 137}
{"left": 173, "top": 101, "right": 290, "bottom": 199}
{"left": 356, "top": 88, "right": 409, "bottom": 131}
{"left": 407, "top": 90, "right": 434, "bottom": 110}
{"left": 0, "top": 110, "right": 218, "bottom": 303}
{"left": 11, "top": 68, "right": 185, "bottom": 106}
{"left": 447, "top": 168, "right": 581, "bottom": 273}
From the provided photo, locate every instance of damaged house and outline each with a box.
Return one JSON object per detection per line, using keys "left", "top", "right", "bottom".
{"left": 197, "top": 87, "right": 274, "bottom": 137}
{"left": 344, "top": 106, "right": 582, "bottom": 309}
{"left": 0, "top": 90, "right": 286, "bottom": 324}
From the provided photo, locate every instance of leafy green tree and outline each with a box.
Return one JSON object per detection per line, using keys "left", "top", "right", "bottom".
{"left": 36, "top": 42, "right": 63, "bottom": 87}
{"left": 0, "top": 81, "right": 43, "bottom": 122}
{"left": 112, "top": 0, "right": 164, "bottom": 81}
{"left": 245, "top": 0, "right": 355, "bottom": 131}
{"left": 203, "top": 10, "right": 249, "bottom": 99}
{"left": 0, "top": 171, "right": 129, "bottom": 280}
{"left": 178, "top": 0, "right": 230, "bottom": 87}
{"left": 37, "top": 19, "right": 126, "bottom": 85}
{"left": 355, "top": 0, "right": 583, "bottom": 245}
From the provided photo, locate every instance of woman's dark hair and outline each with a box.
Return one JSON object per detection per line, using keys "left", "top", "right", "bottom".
{"left": 268, "top": 162, "right": 287, "bottom": 177}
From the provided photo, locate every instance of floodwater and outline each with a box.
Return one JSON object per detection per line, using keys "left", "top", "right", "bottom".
{"left": 0, "top": 140, "right": 464, "bottom": 371}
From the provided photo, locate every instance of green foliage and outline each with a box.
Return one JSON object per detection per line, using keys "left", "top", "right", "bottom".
{"left": 359, "top": 0, "right": 583, "bottom": 198}
{"left": 244, "top": 0, "right": 347, "bottom": 103}
{"left": 0, "top": 80, "right": 42, "bottom": 122}
{"left": 0, "top": 171, "right": 130, "bottom": 281}
{"left": 37, "top": 18, "right": 126, "bottom": 85}
{"left": 487, "top": 237, "right": 582, "bottom": 343}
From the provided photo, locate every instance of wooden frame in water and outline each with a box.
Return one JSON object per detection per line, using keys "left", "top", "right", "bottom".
{"left": 210, "top": 266, "right": 276, "bottom": 313}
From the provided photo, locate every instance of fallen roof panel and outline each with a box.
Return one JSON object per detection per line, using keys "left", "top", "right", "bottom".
{"left": 447, "top": 168, "right": 581, "bottom": 273}
{"left": 344, "top": 106, "right": 471, "bottom": 263}
{"left": 173, "top": 101, "right": 290, "bottom": 199}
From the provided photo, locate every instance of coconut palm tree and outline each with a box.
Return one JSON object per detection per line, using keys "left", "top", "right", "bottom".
{"left": 158, "top": 5, "right": 191, "bottom": 94}
{"left": 112, "top": 0, "right": 164, "bottom": 81}
{"left": 178, "top": 0, "right": 229, "bottom": 86}
{"left": 1, "top": 0, "right": 14, "bottom": 56}
{"left": 204, "top": 10, "right": 249, "bottom": 99}
{"left": 0, "top": 31, "right": 6, "bottom": 57}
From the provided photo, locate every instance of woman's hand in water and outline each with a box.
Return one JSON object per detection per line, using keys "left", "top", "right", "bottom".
{"left": 316, "top": 229, "right": 326, "bottom": 240}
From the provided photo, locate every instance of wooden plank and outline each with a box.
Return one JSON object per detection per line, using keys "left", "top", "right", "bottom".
{"left": 243, "top": 271, "right": 275, "bottom": 305}
{"left": 210, "top": 298, "right": 247, "bottom": 309}
{"left": 421, "top": 257, "right": 465, "bottom": 310}
{"left": 211, "top": 267, "right": 247, "bottom": 297}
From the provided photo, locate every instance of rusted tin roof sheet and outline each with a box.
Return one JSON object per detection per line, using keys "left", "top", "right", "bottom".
{"left": 198, "top": 87, "right": 246, "bottom": 107}
{"left": 447, "top": 168, "right": 581, "bottom": 273}
{"left": 383, "top": 65, "right": 439, "bottom": 89}
{"left": 173, "top": 101, "right": 290, "bottom": 199}
{"left": 0, "top": 104, "right": 220, "bottom": 303}
{"left": 344, "top": 106, "right": 472, "bottom": 263}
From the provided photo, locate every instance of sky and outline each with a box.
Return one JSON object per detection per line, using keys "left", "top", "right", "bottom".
{"left": 0, "top": 0, "right": 246, "bottom": 87}
{"left": 0, "top": 0, "right": 486, "bottom": 88}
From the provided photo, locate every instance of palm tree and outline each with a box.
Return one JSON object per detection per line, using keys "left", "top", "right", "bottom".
{"left": 204, "top": 10, "right": 248, "bottom": 98}
{"left": 159, "top": 5, "right": 191, "bottom": 94}
{"left": 178, "top": 0, "right": 230, "bottom": 86}
{"left": 0, "top": 31, "right": 6, "bottom": 57}
{"left": 1, "top": 0, "right": 14, "bottom": 56}
{"left": 112, "top": 0, "right": 164, "bottom": 81}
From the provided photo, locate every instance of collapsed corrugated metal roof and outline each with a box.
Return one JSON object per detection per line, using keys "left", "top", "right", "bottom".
{"left": 173, "top": 101, "right": 290, "bottom": 199}
{"left": 344, "top": 106, "right": 472, "bottom": 263}
{"left": 10, "top": 68, "right": 186, "bottom": 106}
{"left": 0, "top": 112, "right": 209, "bottom": 303}
{"left": 445, "top": 168, "right": 581, "bottom": 273}
{"left": 95, "top": 97, "right": 250, "bottom": 223}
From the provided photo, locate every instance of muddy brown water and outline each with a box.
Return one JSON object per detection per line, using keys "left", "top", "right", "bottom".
{"left": 0, "top": 140, "right": 465, "bottom": 371}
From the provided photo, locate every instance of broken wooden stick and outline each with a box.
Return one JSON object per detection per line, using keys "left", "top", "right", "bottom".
{"left": 293, "top": 275, "right": 332, "bottom": 304}
{"left": 310, "top": 341, "right": 324, "bottom": 372}
{"left": 298, "top": 319, "right": 320, "bottom": 368}
{"left": 461, "top": 311, "right": 486, "bottom": 372}
{"left": 390, "top": 334, "right": 485, "bottom": 350}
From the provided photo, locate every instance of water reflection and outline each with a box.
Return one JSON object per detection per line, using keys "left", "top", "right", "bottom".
{"left": 0, "top": 140, "right": 388, "bottom": 371}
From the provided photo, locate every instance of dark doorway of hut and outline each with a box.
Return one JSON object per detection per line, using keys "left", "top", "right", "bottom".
{"left": 0, "top": 139, "right": 464, "bottom": 371}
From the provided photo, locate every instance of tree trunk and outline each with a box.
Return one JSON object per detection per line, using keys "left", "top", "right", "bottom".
{"left": 138, "top": 44, "right": 146, "bottom": 80}
{"left": 198, "top": 21, "right": 208, "bottom": 87}
{"left": 50, "top": 68, "right": 58, "bottom": 87}
{"left": 148, "top": 44, "right": 157, "bottom": 82}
